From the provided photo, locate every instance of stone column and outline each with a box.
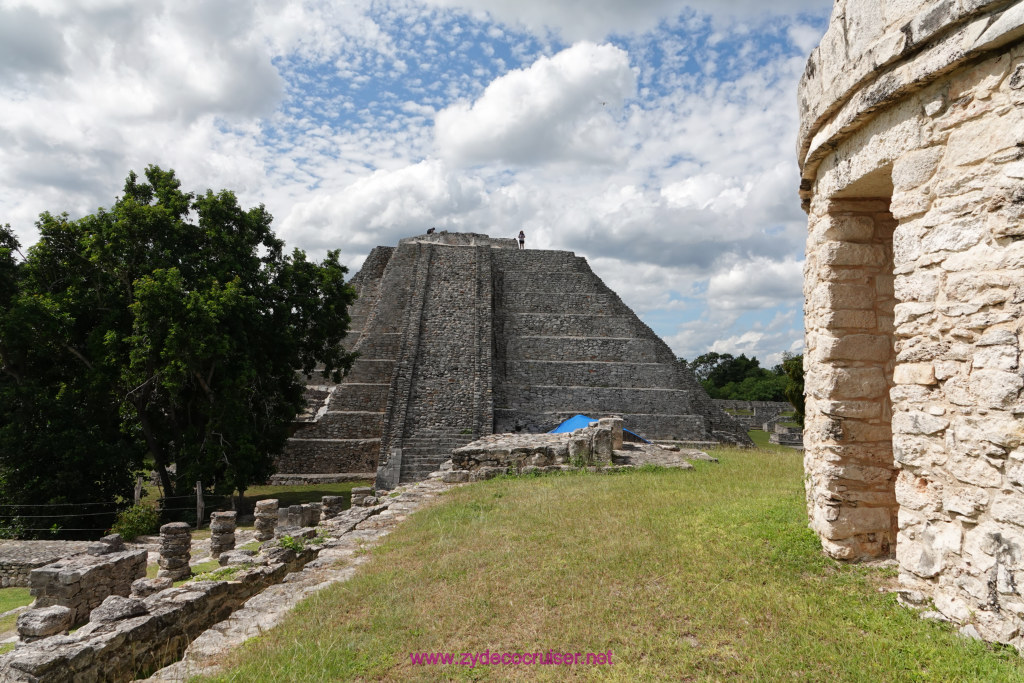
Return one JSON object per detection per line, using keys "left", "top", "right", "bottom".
{"left": 254, "top": 499, "right": 278, "bottom": 542}
{"left": 209, "top": 511, "right": 236, "bottom": 558}
{"left": 804, "top": 203, "right": 898, "bottom": 560}
{"left": 322, "top": 496, "right": 346, "bottom": 520}
{"left": 592, "top": 422, "right": 613, "bottom": 463}
{"left": 157, "top": 522, "right": 192, "bottom": 581}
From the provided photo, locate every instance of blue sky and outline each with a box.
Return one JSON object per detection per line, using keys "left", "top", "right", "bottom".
{"left": 0, "top": 0, "right": 832, "bottom": 366}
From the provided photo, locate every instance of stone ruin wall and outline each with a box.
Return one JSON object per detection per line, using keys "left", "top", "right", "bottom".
{"left": 0, "top": 541, "right": 92, "bottom": 588}
{"left": 281, "top": 231, "right": 750, "bottom": 489}
{"left": 713, "top": 400, "right": 793, "bottom": 430}
{"left": 800, "top": 0, "right": 1024, "bottom": 648}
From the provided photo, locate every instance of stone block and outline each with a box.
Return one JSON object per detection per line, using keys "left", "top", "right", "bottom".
{"left": 898, "top": 521, "right": 962, "bottom": 579}
{"left": 821, "top": 214, "right": 876, "bottom": 242}
{"left": 131, "top": 577, "right": 172, "bottom": 598}
{"left": 86, "top": 534, "right": 125, "bottom": 556}
{"left": 947, "top": 451, "right": 1003, "bottom": 488}
{"left": 17, "top": 606, "right": 73, "bottom": 641}
{"left": 893, "top": 409, "right": 950, "bottom": 436}
{"left": 968, "top": 368, "right": 1024, "bottom": 406}
{"left": 893, "top": 146, "right": 945, "bottom": 191}
{"left": 895, "top": 472, "right": 943, "bottom": 512}
{"left": 893, "top": 363, "right": 937, "bottom": 385}
{"left": 89, "top": 595, "right": 148, "bottom": 623}
{"left": 810, "top": 283, "right": 877, "bottom": 311}
{"left": 819, "top": 334, "right": 893, "bottom": 362}
{"left": 321, "top": 495, "right": 346, "bottom": 520}
{"left": 819, "top": 505, "right": 895, "bottom": 539}
{"left": 809, "top": 366, "right": 889, "bottom": 400}
{"left": 818, "top": 241, "right": 888, "bottom": 267}
{"left": 821, "top": 309, "right": 878, "bottom": 329}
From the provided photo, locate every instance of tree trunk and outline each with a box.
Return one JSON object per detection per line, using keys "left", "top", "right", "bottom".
{"left": 135, "top": 405, "right": 175, "bottom": 498}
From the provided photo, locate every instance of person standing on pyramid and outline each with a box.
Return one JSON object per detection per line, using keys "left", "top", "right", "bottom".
{"left": 518, "top": 230, "right": 525, "bottom": 250}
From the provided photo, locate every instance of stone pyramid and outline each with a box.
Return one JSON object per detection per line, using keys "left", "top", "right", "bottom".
{"left": 276, "top": 231, "right": 749, "bottom": 488}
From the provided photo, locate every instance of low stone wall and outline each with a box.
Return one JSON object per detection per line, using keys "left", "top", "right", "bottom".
{"left": 713, "top": 400, "right": 792, "bottom": 430}
{"left": 0, "top": 541, "right": 92, "bottom": 588}
{"left": 277, "top": 503, "right": 323, "bottom": 530}
{"left": 0, "top": 544, "right": 323, "bottom": 682}
{"left": 267, "top": 472, "right": 375, "bottom": 486}
{"left": 769, "top": 423, "right": 804, "bottom": 448}
{"left": 29, "top": 537, "right": 146, "bottom": 625}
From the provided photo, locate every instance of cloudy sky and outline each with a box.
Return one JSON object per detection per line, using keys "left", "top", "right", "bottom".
{"left": 0, "top": 0, "right": 831, "bottom": 366}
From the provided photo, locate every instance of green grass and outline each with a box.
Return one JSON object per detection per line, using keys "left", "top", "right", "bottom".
{"left": 241, "top": 481, "right": 371, "bottom": 509}
{"left": 203, "top": 448, "right": 1024, "bottom": 682}
{"left": 0, "top": 587, "right": 32, "bottom": 615}
{"left": 0, "top": 587, "right": 33, "bottom": 639}
{"left": 172, "top": 559, "right": 223, "bottom": 587}
{"left": 0, "top": 642, "right": 13, "bottom": 655}
{"left": 748, "top": 429, "right": 776, "bottom": 449}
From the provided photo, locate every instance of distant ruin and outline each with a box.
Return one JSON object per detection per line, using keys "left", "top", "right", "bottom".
{"left": 799, "top": 0, "right": 1024, "bottom": 648}
{"left": 276, "top": 232, "right": 750, "bottom": 489}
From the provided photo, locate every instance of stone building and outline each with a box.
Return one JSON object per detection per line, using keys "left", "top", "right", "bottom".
{"left": 277, "top": 231, "right": 749, "bottom": 488}
{"left": 799, "top": 0, "right": 1024, "bottom": 646}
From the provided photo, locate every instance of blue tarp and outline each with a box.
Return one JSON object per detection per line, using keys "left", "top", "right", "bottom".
{"left": 548, "top": 414, "right": 651, "bottom": 443}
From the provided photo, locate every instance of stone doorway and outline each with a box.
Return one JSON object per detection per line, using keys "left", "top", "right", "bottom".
{"left": 804, "top": 169, "right": 898, "bottom": 560}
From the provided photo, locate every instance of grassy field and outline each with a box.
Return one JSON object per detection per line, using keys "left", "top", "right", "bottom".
{"left": 191, "top": 448, "right": 1024, "bottom": 680}
{"left": 0, "top": 587, "right": 33, "bottom": 650}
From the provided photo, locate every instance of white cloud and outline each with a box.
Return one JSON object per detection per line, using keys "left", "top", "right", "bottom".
{"left": 282, "top": 160, "right": 487, "bottom": 253}
{"left": 417, "top": 0, "right": 826, "bottom": 40}
{"left": 706, "top": 257, "right": 805, "bottom": 311}
{"left": 435, "top": 42, "right": 635, "bottom": 166}
{"left": 0, "top": 0, "right": 829, "bottom": 366}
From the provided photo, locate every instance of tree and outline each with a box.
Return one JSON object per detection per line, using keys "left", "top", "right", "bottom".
{"left": 0, "top": 167, "right": 356, "bottom": 511}
{"left": 781, "top": 352, "right": 805, "bottom": 426}
{"left": 0, "top": 223, "right": 144, "bottom": 534}
{"left": 685, "top": 352, "right": 730, "bottom": 383}
{"left": 681, "top": 352, "right": 787, "bottom": 401}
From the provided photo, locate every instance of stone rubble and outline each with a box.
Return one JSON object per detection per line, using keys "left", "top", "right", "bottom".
{"left": 277, "top": 503, "right": 321, "bottom": 530}
{"left": 445, "top": 416, "right": 702, "bottom": 483}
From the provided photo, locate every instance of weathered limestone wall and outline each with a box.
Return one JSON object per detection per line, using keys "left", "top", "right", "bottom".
{"left": 804, "top": 201, "right": 898, "bottom": 559}
{"left": 29, "top": 543, "right": 147, "bottom": 624}
{"left": 800, "top": 0, "right": 1024, "bottom": 649}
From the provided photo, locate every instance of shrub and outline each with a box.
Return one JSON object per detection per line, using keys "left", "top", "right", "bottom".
{"left": 278, "top": 535, "right": 304, "bottom": 551}
{"left": 111, "top": 504, "right": 160, "bottom": 540}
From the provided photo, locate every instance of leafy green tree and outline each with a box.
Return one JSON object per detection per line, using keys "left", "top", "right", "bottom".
{"left": 0, "top": 223, "right": 143, "bottom": 533}
{"left": 685, "top": 352, "right": 730, "bottom": 383}
{"left": 681, "top": 352, "right": 787, "bottom": 401}
{"left": 0, "top": 167, "right": 356, "bottom": 511}
{"left": 782, "top": 352, "right": 805, "bottom": 426}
